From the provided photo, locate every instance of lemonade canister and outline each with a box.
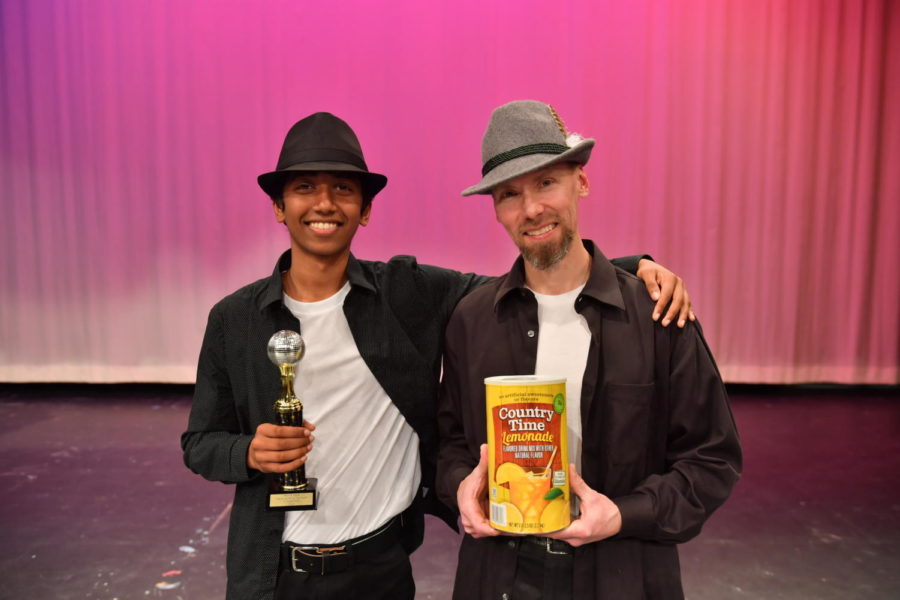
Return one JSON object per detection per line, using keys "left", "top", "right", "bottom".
{"left": 485, "top": 375, "right": 570, "bottom": 534}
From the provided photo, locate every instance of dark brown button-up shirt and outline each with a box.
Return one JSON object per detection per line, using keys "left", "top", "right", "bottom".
{"left": 436, "top": 241, "right": 742, "bottom": 599}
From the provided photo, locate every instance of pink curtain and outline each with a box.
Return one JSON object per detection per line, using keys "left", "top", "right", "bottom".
{"left": 1, "top": 0, "right": 897, "bottom": 384}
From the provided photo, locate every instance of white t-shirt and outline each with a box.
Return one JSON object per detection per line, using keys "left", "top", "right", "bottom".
{"left": 530, "top": 284, "right": 591, "bottom": 474}
{"left": 281, "top": 282, "right": 421, "bottom": 544}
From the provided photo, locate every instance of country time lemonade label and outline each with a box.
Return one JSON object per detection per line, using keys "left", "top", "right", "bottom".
{"left": 485, "top": 375, "right": 570, "bottom": 534}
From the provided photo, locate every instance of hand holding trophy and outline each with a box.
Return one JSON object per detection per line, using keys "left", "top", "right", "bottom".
{"left": 265, "top": 330, "right": 318, "bottom": 511}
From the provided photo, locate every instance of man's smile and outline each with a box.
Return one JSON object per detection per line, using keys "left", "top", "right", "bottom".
{"left": 306, "top": 221, "right": 341, "bottom": 232}
{"left": 523, "top": 223, "right": 558, "bottom": 238}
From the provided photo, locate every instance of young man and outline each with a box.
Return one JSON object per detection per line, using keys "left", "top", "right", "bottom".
{"left": 181, "top": 111, "right": 694, "bottom": 600}
{"left": 436, "top": 101, "right": 742, "bottom": 599}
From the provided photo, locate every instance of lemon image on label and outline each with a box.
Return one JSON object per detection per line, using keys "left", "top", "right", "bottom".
{"left": 503, "top": 502, "right": 525, "bottom": 531}
{"left": 541, "top": 496, "right": 568, "bottom": 525}
{"left": 495, "top": 461, "right": 526, "bottom": 485}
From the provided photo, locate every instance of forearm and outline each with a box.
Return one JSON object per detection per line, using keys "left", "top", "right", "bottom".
{"left": 436, "top": 409, "right": 478, "bottom": 514}
{"left": 183, "top": 376, "right": 257, "bottom": 484}
{"left": 183, "top": 309, "right": 258, "bottom": 485}
{"left": 615, "top": 323, "right": 742, "bottom": 543}
{"left": 182, "top": 429, "right": 256, "bottom": 484}
{"left": 435, "top": 340, "right": 479, "bottom": 513}
{"left": 436, "top": 447, "right": 476, "bottom": 514}
{"left": 610, "top": 254, "right": 651, "bottom": 276}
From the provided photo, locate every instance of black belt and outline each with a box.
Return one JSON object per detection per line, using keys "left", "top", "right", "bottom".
{"left": 280, "top": 518, "right": 401, "bottom": 575}
{"left": 522, "top": 535, "right": 574, "bottom": 555}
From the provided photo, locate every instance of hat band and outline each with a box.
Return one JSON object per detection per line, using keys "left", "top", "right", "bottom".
{"left": 278, "top": 148, "right": 368, "bottom": 172}
{"left": 481, "top": 143, "right": 569, "bottom": 176}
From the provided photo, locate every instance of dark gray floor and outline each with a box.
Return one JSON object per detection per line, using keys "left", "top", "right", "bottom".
{"left": 0, "top": 385, "right": 897, "bottom": 599}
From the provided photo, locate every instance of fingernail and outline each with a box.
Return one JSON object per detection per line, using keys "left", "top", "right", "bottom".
{"left": 662, "top": 318, "right": 671, "bottom": 326}
{"left": 651, "top": 291, "right": 660, "bottom": 300}
{"left": 678, "top": 319, "right": 686, "bottom": 327}
{"left": 653, "top": 312, "right": 660, "bottom": 321}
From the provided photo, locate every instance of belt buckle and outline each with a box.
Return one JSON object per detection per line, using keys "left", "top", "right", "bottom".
{"left": 291, "top": 545, "right": 349, "bottom": 575}
{"left": 543, "top": 538, "right": 570, "bottom": 556}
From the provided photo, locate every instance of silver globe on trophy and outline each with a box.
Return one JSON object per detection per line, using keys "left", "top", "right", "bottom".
{"left": 266, "top": 330, "right": 318, "bottom": 511}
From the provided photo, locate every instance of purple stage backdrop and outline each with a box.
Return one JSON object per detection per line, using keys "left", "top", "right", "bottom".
{"left": 1, "top": 0, "right": 898, "bottom": 384}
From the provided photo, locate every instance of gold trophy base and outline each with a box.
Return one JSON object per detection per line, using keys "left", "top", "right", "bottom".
{"left": 267, "top": 478, "right": 318, "bottom": 511}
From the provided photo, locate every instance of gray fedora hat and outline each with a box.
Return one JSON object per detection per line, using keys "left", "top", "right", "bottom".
{"left": 462, "top": 100, "right": 594, "bottom": 196}
{"left": 258, "top": 112, "right": 387, "bottom": 200}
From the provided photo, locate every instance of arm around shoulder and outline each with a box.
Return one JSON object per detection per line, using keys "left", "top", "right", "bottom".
{"left": 414, "top": 261, "right": 493, "bottom": 319}
{"left": 609, "top": 254, "right": 650, "bottom": 275}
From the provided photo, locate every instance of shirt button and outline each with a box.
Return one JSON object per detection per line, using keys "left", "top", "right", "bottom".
{"left": 507, "top": 539, "right": 516, "bottom": 548}
{"left": 502, "top": 594, "right": 509, "bottom": 600}
{"left": 527, "top": 330, "right": 535, "bottom": 338}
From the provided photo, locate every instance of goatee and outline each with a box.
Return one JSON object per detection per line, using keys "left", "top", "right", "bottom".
{"left": 520, "top": 228, "right": 575, "bottom": 271}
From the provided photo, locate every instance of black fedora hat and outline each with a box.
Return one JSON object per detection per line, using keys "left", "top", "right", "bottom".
{"left": 257, "top": 112, "right": 388, "bottom": 200}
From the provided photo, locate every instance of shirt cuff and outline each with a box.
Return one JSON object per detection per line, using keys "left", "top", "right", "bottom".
{"left": 230, "top": 434, "right": 255, "bottom": 482}
{"left": 613, "top": 492, "right": 655, "bottom": 539}
{"left": 446, "top": 465, "right": 473, "bottom": 513}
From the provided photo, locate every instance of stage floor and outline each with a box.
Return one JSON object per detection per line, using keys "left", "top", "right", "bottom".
{"left": 1, "top": 385, "right": 897, "bottom": 599}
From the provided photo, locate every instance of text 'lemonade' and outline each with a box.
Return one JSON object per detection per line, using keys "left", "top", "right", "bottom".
{"left": 485, "top": 376, "right": 570, "bottom": 534}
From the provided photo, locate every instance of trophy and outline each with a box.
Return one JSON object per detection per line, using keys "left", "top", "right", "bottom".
{"left": 266, "top": 330, "right": 318, "bottom": 511}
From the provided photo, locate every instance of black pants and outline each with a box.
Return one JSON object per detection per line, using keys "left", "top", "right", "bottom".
{"left": 275, "top": 540, "right": 414, "bottom": 600}
{"left": 511, "top": 538, "right": 574, "bottom": 600}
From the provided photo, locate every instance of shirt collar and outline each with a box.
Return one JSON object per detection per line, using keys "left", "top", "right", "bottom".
{"left": 493, "top": 239, "right": 626, "bottom": 312}
{"left": 258, "top": 250, "right": 376, "bottom": 311}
